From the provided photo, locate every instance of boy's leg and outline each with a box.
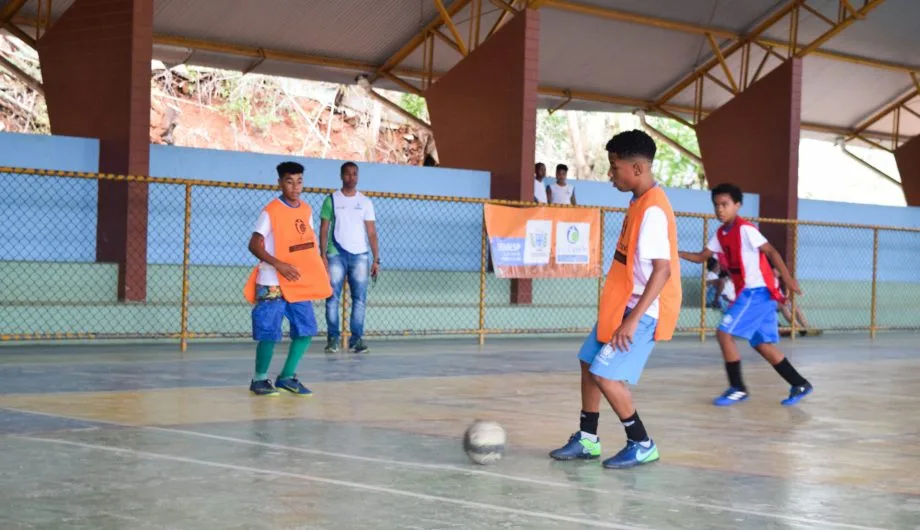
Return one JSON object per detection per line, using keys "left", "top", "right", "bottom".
{"left": 750, "top": 309, "right": 813, "bottom": 406}
{"left": 250, "top": 286, "right": 285, "bottom": 396}
{"left": 275, "top": 300, "right": 318, "bottom": 396}
{"left": 324, "top": 255, "right": 346, "bottom": 352}
{"left": 712, "top": 289, "right": 767, "bottom": 406}
{"left": 549, "top": 324, "right": 604, "bottom": 461}
{"left": 346, "top": 252, "right": 371, "bottom": 352}
{"left": 587, "top": 314, "right": 659, "bottom": 469}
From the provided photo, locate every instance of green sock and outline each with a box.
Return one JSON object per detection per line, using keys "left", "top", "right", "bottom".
{"left": 280, "top": 337, "right": 311, "bottom": 379}
{"left": 254, "top": 341, "right": 275, "bottom": 380}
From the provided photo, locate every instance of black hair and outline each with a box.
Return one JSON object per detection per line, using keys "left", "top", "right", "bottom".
{"left": 341, "top": 161, "right": 359, "bottom": 176}
{"left": 706, "top": 257, "right": 718, "bottom": 272}
{"left": 276, "top": 161, "right": 304, "bottom": 179}
{"left": 535, "top": 162, "right": 545, "bottom": 170}
{"left": 605, "top": 129, "right": 656, "bottom": 161}
{"left": 711, "top": 183, "right": 743, "bottom": 204}
{"left": 556, "top": 164, "right": 568, "bottom": 173}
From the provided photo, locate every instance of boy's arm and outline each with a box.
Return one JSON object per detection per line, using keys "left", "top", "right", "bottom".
{"left": 678, "top": 248, "right": 713, "bottom": 263}
{"left": 761, "top": 242, "right": 801, "bottom": 294}
{"left": 247, "top": 233, "right": 300, "bottom": 281}
{"left": 612, "top": 260, "right": 670, "bottom": 351}
{"left": 546, "top": 186, "right": 553, "bottom": 204}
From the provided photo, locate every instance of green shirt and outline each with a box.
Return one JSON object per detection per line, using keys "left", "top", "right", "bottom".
{"left": 320, "top": 195, "right": 338, "bottom": 256}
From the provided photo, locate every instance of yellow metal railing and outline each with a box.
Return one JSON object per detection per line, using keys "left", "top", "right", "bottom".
{"left": 2, "top": 166, "right": 919, "bottom": 349}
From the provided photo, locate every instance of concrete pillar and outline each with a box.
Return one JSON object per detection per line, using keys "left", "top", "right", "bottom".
{"left": 425, "top": 9, "right": 540, "bottom": 303}
{"left": 894, "top": 134, "right": 920, "bottom": 205}
{"left": 696, "top": 58, "right": 803, "bottom": 269}
{"left": 38, "top": 0, "right": 154, "bottom": 301}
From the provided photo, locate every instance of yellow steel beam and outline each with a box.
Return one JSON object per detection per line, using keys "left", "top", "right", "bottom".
{"left": 706, "top": 32, "right": 737, "bottom": 93}
{"left": 370, "top": 0, "right": 472, "bottom": 82}
{"left": 795, "top": 0, "right": 886, "bottom": 58}
{"left": 431, "top": 28, "right": 463, "bottom": 55}
{"left": 0, "top": 0, "right": 29, "bottom": 23}
{"left": 653, "top": 1, "right": 799, "bottom": 106}
{"left": 541, "top": 0, "right": 918, "bottom": 75}
{"left": 847, "top": 88, "right": 919, "bottom": 140}
{"left": 433, "top": 0, "right": 468, "bottom": 57}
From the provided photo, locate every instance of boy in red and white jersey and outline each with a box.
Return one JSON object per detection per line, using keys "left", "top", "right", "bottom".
{"left": 679, "top": 183, "right": 813, "bottom": 407}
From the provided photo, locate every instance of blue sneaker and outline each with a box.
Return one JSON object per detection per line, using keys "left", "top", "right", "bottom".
{"left": 713, "top": 387, "right": 749, "bottom": 406}
{"left": 549, "top": 432, "right": 602, "bottom": 461}
{"left": 602, "top": 440, "right": 659, "bottom": 469}
{"left": 249, "top": 379, "right": 279, "bottom": 396}
{"left": 781, "top": 384, "right": 813, "bottom": 406}
{"left": 275, "top": 375, "right": 313, "bottom": 397}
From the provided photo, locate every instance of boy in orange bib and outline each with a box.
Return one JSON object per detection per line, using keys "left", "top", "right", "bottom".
{"left": 550, "top": 130, "right": 682, "bottom": 469}
{"left": 243, "top": 162, "right": 332, "bottom": 396}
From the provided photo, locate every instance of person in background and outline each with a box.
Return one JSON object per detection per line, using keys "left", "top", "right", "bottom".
{"left": 534, "top": 162, "right": 548, "bottom": 204}
{"left": 547, "top": 164, "right": 576, "bottom": 205}
{"left": 320, "top": 162, "right": 380, "bottom": 354}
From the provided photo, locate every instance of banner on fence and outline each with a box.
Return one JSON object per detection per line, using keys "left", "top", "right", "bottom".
{"left": 483, "top": 204, "right": 602, "bottom": 278}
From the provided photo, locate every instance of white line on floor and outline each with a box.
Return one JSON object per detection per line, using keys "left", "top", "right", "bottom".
{"left": 17, "top": 435, "right": 648, "bottom": 530}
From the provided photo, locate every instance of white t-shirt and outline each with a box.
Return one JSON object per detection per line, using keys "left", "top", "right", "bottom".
{"left": 534, "top": 178, "right": 547, "bottom": 203}
{"left": 327, "top": 190, "right": 376, "bottom": 254}
{"left": 253, "top": 198, "right": 314, "bottom": 286}
{"left": 548, "top": 182, "right": 574, "bottom": 205}
{"left": 627, "top": 206, "right": 671, "bottom": 319}
{"left": 706, "top": 224, "right": 769, "bottom": 289}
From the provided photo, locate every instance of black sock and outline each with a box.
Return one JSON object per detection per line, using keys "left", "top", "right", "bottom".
{"left": 579, "top": 410, "right": 599, "bottom": 435}
{"left": 725, "top": 361, "right": 746, "bottom": 391}
{"left": 620, "top": 412, "right": 649, "bottom": 443}
{"left": 773, "top": 358, "right": 809, "bottom": 387}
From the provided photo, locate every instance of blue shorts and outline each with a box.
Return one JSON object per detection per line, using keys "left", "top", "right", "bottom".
{"left": 718, "top": 287, "right": 779, "bottom": 347}
{"left": 577, "top": 310, "right": 658, "bottom": 385}
{"left": 251, "top": 285, "right": 317, "bottom": 342}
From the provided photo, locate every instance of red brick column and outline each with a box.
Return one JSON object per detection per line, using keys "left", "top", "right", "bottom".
{"left": 696, "top": 59, "right": 803, "bottom": 269}
{"left": 425, "top": 9, "right": 540, "bottom": 303}
{"left": 38, "top": 0, "right": 154, "bottom": 301}
{"left": 895, "top": 135, "right": 920, "bottom": 206}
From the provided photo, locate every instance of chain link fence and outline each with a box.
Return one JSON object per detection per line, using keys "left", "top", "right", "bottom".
{"left": 2, "top": 167, "right": 919, "bottom": 348}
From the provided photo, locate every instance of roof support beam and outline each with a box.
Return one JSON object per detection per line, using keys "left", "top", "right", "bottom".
{"left": 370, "top": 0, "right": 472, "bottom": 83}
{"left": 541, "top": 0, "right": 915, "bottom": 75}
{"left": 846, "top": 86, "right": 919, "bottom": 144}
{"left": 652, "top": 0, "right": 886, "bottom": 118}
{"left": 433, "top": 0, "right": 468, "bottom": 57}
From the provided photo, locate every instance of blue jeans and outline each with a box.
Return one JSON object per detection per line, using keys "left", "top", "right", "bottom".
{"left": 325, "top": 250, "right": 370, "bottom": 346}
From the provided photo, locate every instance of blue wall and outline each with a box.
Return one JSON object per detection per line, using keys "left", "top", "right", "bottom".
{"left": 1, "top": 131, "right": 919, "bottom": 282}
{"left": 150, "top": 144, "right": 490, "bottom": 199}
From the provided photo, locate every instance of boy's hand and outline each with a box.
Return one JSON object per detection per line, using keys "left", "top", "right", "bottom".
{"left": 611, "top": 315, "right": 639, "bottom": 352}
{"left": 785, "top": 277, "right": 803, "bottom": 295}
{"left": 276, "top": 262, "right": 301, "bottom": 282}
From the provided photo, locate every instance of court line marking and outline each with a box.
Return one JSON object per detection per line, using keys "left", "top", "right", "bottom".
{"left": 0, "top": 407, "right": 890, "bottom": 530}
{"left": 147, "top": 426, "right": 886, "bottom": 530}
{"left": 16, "top": 435, "right": 648, "bottom": 530}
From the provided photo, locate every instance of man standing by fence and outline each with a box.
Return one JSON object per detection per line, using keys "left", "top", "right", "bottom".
{"left": 320, "top": 162, "right": 380, "bottom": 353}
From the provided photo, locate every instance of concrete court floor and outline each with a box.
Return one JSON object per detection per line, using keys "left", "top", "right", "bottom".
{"left": 0, "top": 332, "right": 919, "bottom": 529}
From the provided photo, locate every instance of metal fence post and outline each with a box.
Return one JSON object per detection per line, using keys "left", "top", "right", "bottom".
{"left": 341, "top": 281, "right": 349, "bottom": 349}
{"left": 478, "top": 207, "right": 487, "bottom": 346}
{"left": 871, "top": 227, "right": 879, "bottom": 338}
{"left": 179, "top": 184, "right": 192, "bottom": 353}
{"left": 699, "top": 216, "right": 709, "bottom": 342}
{"left": 597, "top": 210, "right": 605, "bottom": 313}
{"left": 790, "top": 221, "right": 799, "bottom": 340}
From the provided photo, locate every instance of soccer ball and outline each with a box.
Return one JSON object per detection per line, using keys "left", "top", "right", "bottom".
{"left": 463, "top": 420, "right": 506, "bottom": 465}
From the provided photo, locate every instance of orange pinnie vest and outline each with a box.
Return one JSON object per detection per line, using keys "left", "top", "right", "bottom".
{"left": 596, "top": 187, "right": 682, "bottom": 343}
{"left": 243, "top": 198, "right": 332, "bottom": 304}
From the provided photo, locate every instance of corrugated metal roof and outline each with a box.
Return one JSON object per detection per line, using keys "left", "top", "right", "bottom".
{"left": 13, "top": 0, "right": 920, "bottom": 144}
